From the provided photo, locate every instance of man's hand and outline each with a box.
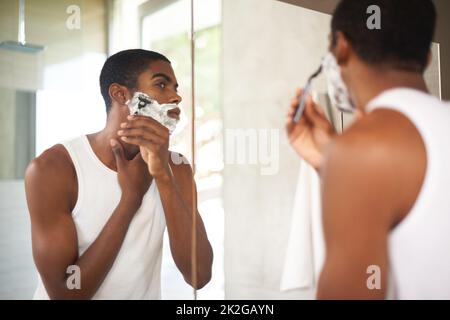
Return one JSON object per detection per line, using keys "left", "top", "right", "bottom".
{"left": 110, "top": 138, "right": 152, "bottom": 208}
{"left": 286, "top": 88, "right": 336, "bottom": 171}
{"left": 118, "top": 115, "right": 170, "bottom": 179}
{"left": 117, "top": 116, "right": 213, "bottom": 288}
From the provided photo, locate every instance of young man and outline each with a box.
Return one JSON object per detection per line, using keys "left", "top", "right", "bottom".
{"left": 25, "top": 49, "right": 213, "bottom": 299}
{"left": 286, "top": 0, "right": 450, "bottom": 299}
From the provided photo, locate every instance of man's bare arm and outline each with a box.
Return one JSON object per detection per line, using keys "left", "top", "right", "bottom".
{"left": 25, "top": 142, "right": 148, "bottom": 299}
{"left": 317, "top": 109, "right": 427, "bottom": 299}
{"left": 155, "top": 152, "right": 213, "bottom": 289}
{"left": 317, "top": 137, "right": 392, "bottom": 299}
{"left": 316, "top": 111, "right": 412, "bottom": 299}
{"left": 117, "top": 115, "right": 213, "bottom": 289}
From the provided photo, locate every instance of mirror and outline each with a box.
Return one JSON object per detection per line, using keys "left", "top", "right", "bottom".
{"left": 0, "top": 0, "right": 446, "bottom": 300}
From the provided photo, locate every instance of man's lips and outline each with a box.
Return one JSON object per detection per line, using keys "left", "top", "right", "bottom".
{"left": 167, "top": 109, "right": 181, "bottom": 120}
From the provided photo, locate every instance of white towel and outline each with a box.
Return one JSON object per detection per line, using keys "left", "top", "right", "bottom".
{"left": 280, "top": 159, "right": 325, "bottom": 291}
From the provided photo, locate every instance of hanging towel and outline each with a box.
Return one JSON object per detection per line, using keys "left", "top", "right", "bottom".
{"left": 280, "top": 159, "right": 325, "bottom": 291}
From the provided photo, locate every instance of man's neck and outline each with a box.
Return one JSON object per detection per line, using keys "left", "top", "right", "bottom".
{"left": 88, "top": 109, "right": 140, "bottom": 171}
{"left": 352, "top": 65, "right": 429, "bottom": 113}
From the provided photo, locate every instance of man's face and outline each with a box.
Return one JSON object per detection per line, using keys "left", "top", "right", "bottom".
{"left": 132, "top": 60, "right": 182, "bottom": 121}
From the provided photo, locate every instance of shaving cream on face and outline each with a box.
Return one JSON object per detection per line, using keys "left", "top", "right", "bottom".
{"left": 126, "top": 92, "right": 179, "bottom": 134}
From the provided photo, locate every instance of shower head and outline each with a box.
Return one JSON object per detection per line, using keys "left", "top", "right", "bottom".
{"left": 0, "top": 0, "right": 45, "bottom": 55}
{"left": 0, "top": 40, "right": 45, "bottom": 54}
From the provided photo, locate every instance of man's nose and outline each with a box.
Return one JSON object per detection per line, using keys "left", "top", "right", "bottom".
{"left": 169, "top": 92, "right": 182, "bottom": 105}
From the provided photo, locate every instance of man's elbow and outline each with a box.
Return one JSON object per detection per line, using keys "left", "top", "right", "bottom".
{"left": 44, "top": 279, "right": 94, "bottom": 300}
{"left": 316, "top": 269, "right": 344, "bottom": 300}
{"left": 185, "top": 260, "right": 213, "bottom": 290}
{"left": 47, "top": 288, "right": 90, "bottom": 300}
{"left": 184, "top": 266, "right": 212, "bottom": 289}
{"left": 197, "top": 269, "right": 212, "bottom": 289}
{"left": 197, "top": 247, "right": 213, "bottom": 289}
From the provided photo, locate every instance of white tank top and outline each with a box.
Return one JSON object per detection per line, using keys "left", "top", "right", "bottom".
{"left": 33, "top": 135, "right": 166, "bottom": 299}
{"left": 367, "top": 88, "right": 450, "bottom": 299}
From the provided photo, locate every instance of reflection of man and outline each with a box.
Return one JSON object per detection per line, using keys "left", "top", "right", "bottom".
{"left": 286, "top": 0, "right": 450, "bottom": 299}
{"left": 25, "top": 49, "right": 213, "bottom": 299}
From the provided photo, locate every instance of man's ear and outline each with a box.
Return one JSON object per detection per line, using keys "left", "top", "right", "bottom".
{"left": 109, "top": 83, "right": 131, "bottom": 106}
{"left": 333, "top": 31, "right": 351, "bottom": 67}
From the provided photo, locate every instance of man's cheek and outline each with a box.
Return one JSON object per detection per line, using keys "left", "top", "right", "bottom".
{"left": 147, "top": 90, "right": 159, "bottom": 99}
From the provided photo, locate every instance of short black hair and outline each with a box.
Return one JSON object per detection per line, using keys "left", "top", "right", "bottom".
{"left": 99, "top": 49, "right": 170, "bottom": 112}
{"left": 331, "top": 0, "right": 436, "bottom": 72}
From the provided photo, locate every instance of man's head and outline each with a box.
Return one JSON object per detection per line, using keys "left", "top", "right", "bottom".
{"left": 99, "top": 49, "right": 181, "bottom": 118}
{"left": 326, "top": 0, "right": 436, "bottom": 111}
{"left": 331, "top": 0, "right": 436, "bottom": 73}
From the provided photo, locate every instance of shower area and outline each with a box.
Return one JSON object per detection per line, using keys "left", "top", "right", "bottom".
{"left": 0, "top": 0, "right": 107, "bottom": 298}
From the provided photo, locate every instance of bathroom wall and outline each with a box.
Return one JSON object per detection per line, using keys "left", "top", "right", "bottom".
{"left": 222, "top": 0, "right": 330, "bottom": 299}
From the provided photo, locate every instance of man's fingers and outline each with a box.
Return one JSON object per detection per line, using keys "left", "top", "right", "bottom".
{"left": 313, "top": 101, "right": 326, "bottom": 117}
{"left": 288, "top": 97, "right": 299, "bottom": 116}
{"left": 305, "top": 98, "right": 333, "bottom": 132}
{"left": 110, "top": 139, "right": 125, "bottom": 169}
{"left": 286, "top": 106, "right": 309, "bottom": 138}
{"left": 118, "top": 127, "right": 166, "bottom": 145}
{"left": 303, "top": 96, "right": 328, "bottom": 125}
{"left": 287, "top": 89, "right": 305, "bottom": 123}
{"left": 287, "top": 88, "right": 313, "bottom": 130}
{"left": 120, "top": 136, "right": 158, "bottom": 150}
{"left": 288, "top": 89, "right": 328, "bottom": 130}
{"left": 123, "top": 115, "right": 169, "bottom": 139}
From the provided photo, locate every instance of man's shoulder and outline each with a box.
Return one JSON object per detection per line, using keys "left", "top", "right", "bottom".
{"left": 332, "top": 108, "right": 423, "bottom": 162}
{"left": 323, "top": 108, "right": 426, "bottom": 221}
{"left": 25, "top": 144, "right": 75, "bottom": 184}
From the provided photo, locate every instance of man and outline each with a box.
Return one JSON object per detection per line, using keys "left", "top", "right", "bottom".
{"left": 25, "top": 49, "right": 213, "bottom": 299}
{"left": 286, "top": 0, "right": 450, "bottom": 299}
